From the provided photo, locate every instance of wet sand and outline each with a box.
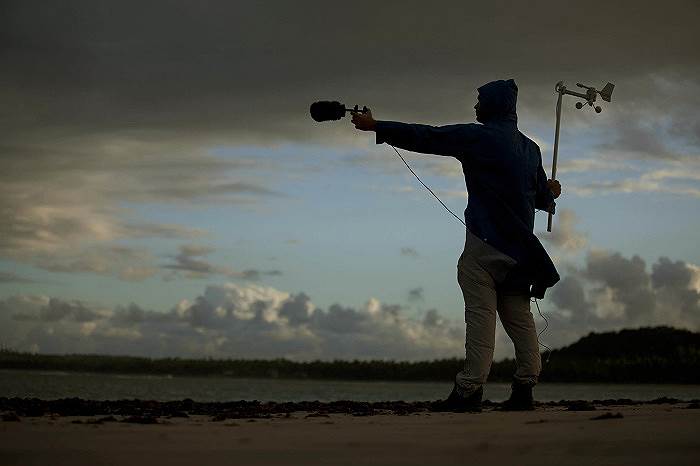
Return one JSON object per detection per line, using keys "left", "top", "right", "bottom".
{"left": 1, "top": 401, "right": 699, "bottom": 466}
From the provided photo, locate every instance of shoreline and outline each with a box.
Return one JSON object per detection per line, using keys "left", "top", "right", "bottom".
{"left": 4, "top": 367, "right": 700, "bottom": 384}
{"left": 2, "top": 402, "right": 699, "bottom": 466}
{"left": 2, "top": 366, "right": 700, "bottom": 385}
{"left": 2, "top": 396, "right": 699, "bottom": 419}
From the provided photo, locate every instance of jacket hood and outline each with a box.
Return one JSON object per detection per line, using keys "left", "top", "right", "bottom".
{"left": 477, "top": 79, "right": 518, "bottom": 123}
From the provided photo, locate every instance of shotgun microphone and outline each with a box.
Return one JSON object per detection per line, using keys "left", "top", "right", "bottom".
{"left": 310, "top": 101, "right": 368, "bottom": 122}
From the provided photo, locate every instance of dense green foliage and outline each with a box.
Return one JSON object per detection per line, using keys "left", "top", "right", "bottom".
{"left": 1, "top": 326, "right": 698, "bottom": 383}
{"left": 535, "top": 326, "right": 700, "bottom": 383}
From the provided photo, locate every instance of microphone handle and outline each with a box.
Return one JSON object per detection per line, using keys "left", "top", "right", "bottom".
{"left": 346, "top": 105, "right": 368, "bottom": 114}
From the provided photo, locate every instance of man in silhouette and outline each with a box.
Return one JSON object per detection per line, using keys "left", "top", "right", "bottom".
{"left": 351, "top": 79, "right": 561, "bottom": 411}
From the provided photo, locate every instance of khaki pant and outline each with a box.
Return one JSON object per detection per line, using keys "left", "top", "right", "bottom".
{"left": 454, "top": 228, "right": 541, "bottom": 395}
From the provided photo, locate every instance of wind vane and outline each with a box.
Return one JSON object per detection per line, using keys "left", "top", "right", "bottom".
{"left": 548, "top": 81, "right": 615, "bottom": 231}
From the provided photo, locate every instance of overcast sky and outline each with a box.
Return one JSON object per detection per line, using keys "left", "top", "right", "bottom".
{"left": 1, "top": 0, "right": 699, "bottom": 361}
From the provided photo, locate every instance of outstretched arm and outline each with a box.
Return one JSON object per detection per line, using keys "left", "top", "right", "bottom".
{"left": 351, "top": 109, "right": 476, "bottom": 159}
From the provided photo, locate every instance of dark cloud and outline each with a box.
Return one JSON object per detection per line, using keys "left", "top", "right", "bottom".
{"left": 423, "top": 309, "right": 444, "bottom": 328}
{"left": 12, "top": 297, "right": 105, "bottom": 323}
{"left": 408, "top": 287, "right": 424, "bottom": 302}
{"left": 161, "top": 244, "right": 283, "bottom": 280}
{"left": 543, "top": 250, "right": 700, "bottom": 350}
{"left": 651, "top": 257, "right": 700, "bottom": 320}
{"left": 147, "top": 181, "right": 284, "bottom": 203}
{"left": 312, "top": 304, "right": 369, "bottom": 334}
{"left": 3, "top": 1, "right": 698, "bottom": 169}
{"left": 595, "top": 75, "right": 700, "bottom": 159}
{"left": 0, "top": 283, "right": 463, "bottom": 360}
{"left": 549, "top": 276, "right": 593, "bottom": 317}
{"left": 8, "top": 245, "right": 159, "bottom": 282}
{"left": 585, "top": 251, "right": 646, "bottom": 285}
{"left": 0, "top": 272, "right": 37, "bottom": 284}
{"left": 652, "top": 257, "right": 693, "bottom": 289}
{"left": 162, "top": 245, "right": 222, "bottom": 277}
{"left": 535, "top": 209, "right": 700, "bottom": 349}
{"left": 240, "top": 269, "right": 283, "bottom": 281}
{"left": 3, "top": 1, "right": 699, "bottom": 129}
{"left": 3, "top": 1, "right": 698, "bottom": 142}
{"left": 599, "top": 118, "right": 672, "bottom": 160}
{"left": 278, "top": 293, "right": 313, "bottom": 325}
{"left": 400, "top": 247, "right": 419, "bottom": 258}
{"left": 0, "top": 127, "right": 279, "bottom": 275}
{"left": 111, "top": 303, "right": 174, "bottom": 325}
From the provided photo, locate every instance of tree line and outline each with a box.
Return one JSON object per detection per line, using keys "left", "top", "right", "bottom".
{"left": 1, "top": 326, "right": 698, "bottom": 383}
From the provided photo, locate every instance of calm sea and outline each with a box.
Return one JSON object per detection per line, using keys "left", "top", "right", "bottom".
{"left": 1, "top": 369, "right": 698, "bottom": 402}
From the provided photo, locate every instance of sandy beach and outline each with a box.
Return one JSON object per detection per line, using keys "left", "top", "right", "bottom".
{"left": 2, "top": 401, "right": 699, "bottom": 466}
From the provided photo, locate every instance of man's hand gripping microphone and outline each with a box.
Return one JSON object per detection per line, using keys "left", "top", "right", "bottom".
{"left": 309, "top": 101, "right": 375, "bottom": 130}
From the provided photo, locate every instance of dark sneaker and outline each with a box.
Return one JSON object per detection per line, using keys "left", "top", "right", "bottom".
{"left": 431, "top": 384, "right": 483, "bottom": 413}
{"left": 500, "top": 381, "right": 535, "bottom": 411}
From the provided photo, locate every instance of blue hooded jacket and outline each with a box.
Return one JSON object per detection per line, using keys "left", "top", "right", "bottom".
{"left": 375, "top": 79, "right": 559, "bottom": 297}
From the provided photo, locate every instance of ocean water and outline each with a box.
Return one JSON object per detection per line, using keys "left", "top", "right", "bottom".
{"left": 1, "top": 369, "right": 698, "bottom": 402}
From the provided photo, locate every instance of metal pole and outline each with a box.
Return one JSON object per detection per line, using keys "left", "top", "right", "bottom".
{"left": 547, "top": 89, "right": 563, "bottom": 232}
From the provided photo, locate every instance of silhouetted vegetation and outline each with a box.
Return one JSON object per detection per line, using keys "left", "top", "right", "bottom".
{"left": 1, "top": 326, "right": 698, "bottom": 383}
{"left": 533, "top": 326, "right": 700, "bottom": 383}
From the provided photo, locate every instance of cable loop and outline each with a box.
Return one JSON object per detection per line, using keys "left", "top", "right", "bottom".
{"left": 389, "top": 144, "right": 552, "bottom": 363}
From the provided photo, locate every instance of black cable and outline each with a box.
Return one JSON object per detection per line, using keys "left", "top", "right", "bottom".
{"left": 532, "top": 297, "right": 552, "bottom": 363}
{"left": 389, "top": 144, "right": 466, "bottom": 228}
{"left": 388, "top": 143, "right": 552, "bottom": 363}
